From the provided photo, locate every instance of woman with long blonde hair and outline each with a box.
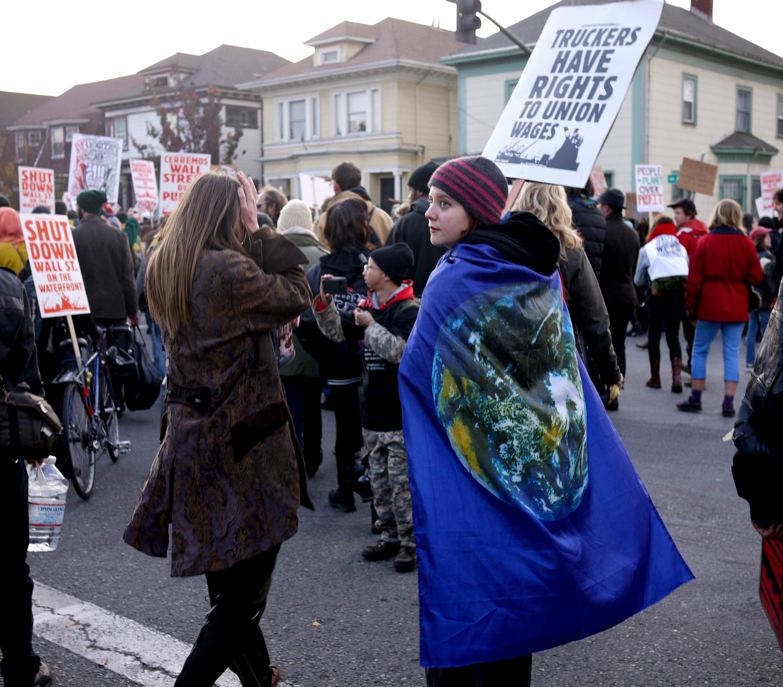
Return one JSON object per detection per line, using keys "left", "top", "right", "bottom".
{"left": 514, "top": 182, "right": 623, "bottom": 405}
{"left": 124, "top": 171, "right": 312, "bottom": 687}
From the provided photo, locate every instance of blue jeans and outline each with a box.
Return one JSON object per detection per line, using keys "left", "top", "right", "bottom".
{"left": 691, "top": 320, "right": 744, "bottom": 382}
{"left": 746, "top": 309, "right": 771, "bottom": 366}
{"left": 145, "top": 312, "right": 166, "bottom": 377}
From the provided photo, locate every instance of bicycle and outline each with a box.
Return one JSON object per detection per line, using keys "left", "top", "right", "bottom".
{"left": 51, "top": 323, "right": 132, "bottom": 499}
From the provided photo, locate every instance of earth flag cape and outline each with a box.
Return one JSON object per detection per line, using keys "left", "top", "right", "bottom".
{"left": 399, "top": 241, "right": 693, "bottom": 668}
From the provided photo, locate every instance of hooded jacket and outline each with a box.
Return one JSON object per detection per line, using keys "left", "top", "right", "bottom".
{"left": 568, "top": 196, "right": 606, "bottom": 280}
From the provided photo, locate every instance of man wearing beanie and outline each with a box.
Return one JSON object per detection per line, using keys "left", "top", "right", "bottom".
{"left": 73, "top": 189, "right": 138, "bottom": 401}
{"left": 313, "top": 242, "right": 419, "bottom": 573}
{"left": 387, "top": 161, "right": 445, "bottom": 296}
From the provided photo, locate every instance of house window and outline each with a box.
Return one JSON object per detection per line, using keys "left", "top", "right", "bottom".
{"left": 277, "top": 102, "right": 284, "bottom": 140}
{"left": 311, "top": 98, "right": 319, "bottom": 138}
{"left": 110, "top": 116, "right": 128, "bottom": 151}
{"left": 289, "top": 100, "right": 306, "bottom": 140}
{"left": 604, "top": 171, "right": 615, "bottom": 188}
{"left": 225, "top": 106, "right": 258, "bottom": 129}
{"left": 777, "top": 94, "right": 783, "bottom": 138}
{"left": 334, "top": 88, "right": 381, "bottom": 136}
{"left": 15, "top": 132, "right": 26, "bottom": 158}
{"left": 27, "top": 130, "right": 43, "bottom": 146}
{"left": 736, "top": 87, "right": 752, "bottom": 133}
{"left": 751, "top": 176, "right": 761, "bottom": 207}
{"left": 504, "top": 79, "right": 517, "bottom": 104}
{"left": 720, "top": 175, "right": 747, "bottom": 210}
{"left": 277, "top": 98, "right": 318, "bottom": 142}
{"left": 321, "top": 49, "right": 339, "bottom": 65}
{"left": 682, "top": 75, "right": 697, "bottom": 125}
{"left": 148, "top": 75, "right": 168, "bottom": 88}
{"left": 65, "top": 125, "right": 79, "bottom": 141}
{"left": 51, "top": 126, "right": 65, "bottom": 159}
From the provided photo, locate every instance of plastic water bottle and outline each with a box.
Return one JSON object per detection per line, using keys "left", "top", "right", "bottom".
{"left": 27, "top": 456, "right": 69, "bottom": 552}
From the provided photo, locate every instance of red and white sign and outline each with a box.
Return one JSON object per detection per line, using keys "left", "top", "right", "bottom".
{"left": 130, "top": 159, "right": 158, "bottom": 215}
{"left": 159, "top": 152, "right": 211, "bottom": 215}
{"left": 760, "top": 169, "right": 783, "bottom": 217}
{"left": 634, "top": 164, "right": 665, "bottom": 213}
{"left": 18, "top": 167, "right": 55, "bottom": 214}
{"left": 20, "top": 214, "right": 90, "bottom": 317}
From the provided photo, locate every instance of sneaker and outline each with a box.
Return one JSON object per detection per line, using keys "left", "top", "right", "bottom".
{"left": 677, "top": 397, "right": 702, "bottom": 413}
{"left": 328, "top": 489, "right": 356, "bottom": 513}
{"left": 362, "top": 539, "right": 400, "bottom": 561}
{"left": 393, "top": 547, "right": 416, "bottom": 573}
{"left": 33, "top": 663, "right": 53, "bottom": 687}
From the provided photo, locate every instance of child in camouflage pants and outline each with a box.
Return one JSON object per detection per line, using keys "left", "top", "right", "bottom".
{"left": 313, "top": 243, "right": 419, "bottom": 572}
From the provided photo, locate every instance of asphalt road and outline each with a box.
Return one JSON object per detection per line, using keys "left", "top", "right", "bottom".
{"left": 15, "top": 333, "right": 783, "bottom": 687}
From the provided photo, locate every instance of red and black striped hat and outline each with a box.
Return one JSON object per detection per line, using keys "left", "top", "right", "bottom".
{"left": 429, "top": 156, "right": 508, "bottom": 227}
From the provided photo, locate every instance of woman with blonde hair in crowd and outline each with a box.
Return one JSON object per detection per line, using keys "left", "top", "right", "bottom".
{"left": 678, "top": 198, "right": 763, "bottom": 417}
{"left": 513, "top": 182, "right": 623, "bottom": 403}
{"left": 124, "top": 171, "right": 312, "bottom": 687}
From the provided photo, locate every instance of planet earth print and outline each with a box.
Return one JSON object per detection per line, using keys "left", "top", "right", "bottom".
{"left": 432, "top": 279, "right": 587, "bottom": 521}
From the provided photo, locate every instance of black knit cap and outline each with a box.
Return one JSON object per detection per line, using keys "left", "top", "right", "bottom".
{"left": 429, "top": 156, "right": 508, "bottom": 226}
{"left": 370, "top": 243, "right": 414, "bottom": 286}
{"left": 408, "top": 161, "right": 439, "bottom": 193}
{"left": 77, "top": 189, "right": 108, "bottom": 213}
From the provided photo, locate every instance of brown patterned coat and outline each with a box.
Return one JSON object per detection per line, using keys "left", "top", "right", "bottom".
{"left": 123, "top": 229, "right": 313, "bottom": 577}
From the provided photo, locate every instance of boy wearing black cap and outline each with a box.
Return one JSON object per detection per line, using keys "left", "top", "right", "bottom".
{"left": 314, "top": 243, "right": 419, "bottom": 572}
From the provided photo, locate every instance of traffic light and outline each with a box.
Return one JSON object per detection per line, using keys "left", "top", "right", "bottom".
{"left": 453, "top": 0, "right": 482, "bottom": 44}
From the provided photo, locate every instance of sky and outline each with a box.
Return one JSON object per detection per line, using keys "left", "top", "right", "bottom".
{"left": 2, "top": 0, "right": 780, "bottom": 96}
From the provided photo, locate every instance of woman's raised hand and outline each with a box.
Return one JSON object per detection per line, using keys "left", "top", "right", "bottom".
{"left": 236, "top": 171, "right": 260, "bottom": 235}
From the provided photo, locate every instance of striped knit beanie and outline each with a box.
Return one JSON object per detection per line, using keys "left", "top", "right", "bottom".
{"left": 428, "top": 156, "right": 508, "bottom": 227}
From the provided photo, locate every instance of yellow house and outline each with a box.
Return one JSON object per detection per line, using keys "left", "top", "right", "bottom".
{"left": 239, "top": 18, "right": 461, "bottom": 212}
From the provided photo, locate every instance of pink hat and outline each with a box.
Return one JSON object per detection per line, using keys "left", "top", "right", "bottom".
{"left": 750, "top": 227, "right": 771, "bottom": 242}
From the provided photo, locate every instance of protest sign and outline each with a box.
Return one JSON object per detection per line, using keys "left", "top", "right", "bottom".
{"left": 590, "top": 166, "right": 607, "bottom": 196}
{"left": 130, "top": 159, "right": 158, "bottom": 215}
{"left": 18, "top": 167, "right": 55, "bottom": 214}
{"left": 677, "top": 158, "right": 718, "bottom": 196}
{"left": 67, "top": 134, "right": 123, "bottom": 203}
{"left": 20, "top": 214, "right": 90, "bottom": 317}
{"left": 298, "top": 173, "right": 332, "bottom": 209}
{"left": 634, "top": 164, "right": 665, "bottom": 212}
{"left": 482, "top": 0, "right": 663, "bottom": 187}
{"left": 159, "top": 153, "right": 212, "bottom": 215}
{"left": 755, "top": 197, "right": 767, "bottom": 218}
{"left": 759, "top": 169, "right": 783, "bottom": 217}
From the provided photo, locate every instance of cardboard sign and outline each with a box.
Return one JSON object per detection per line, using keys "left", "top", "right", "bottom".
{"left": 677, "top": 158, "right": 718, "bottom": 196}
{"left": 130, "top": 160, "right": 158, "bottom": 215}
{"left": 67, "top": 134, "right": 123, "bottom": 203}
{"left": 20, "top": 214, "right": 90, "bottom": 317}
{"left": 634, "top": 164, "right": 665, "bottom": 212}
{"left": 482, "top": 0, "right": 663, "bottom": 187}
{"left": 298, "top": 173, "right": 332, "bottom": 209}
{"left": 159, "top": 153, "right": 212, "bottom": 215}
{"left": 759, "top": 169, "right": 783, "bottom": 217}
{"left": 18, "top": 166, "right": 55, "bottom": 214}
{"left": 590, "top": 166, "right": 607, "bottom": 196}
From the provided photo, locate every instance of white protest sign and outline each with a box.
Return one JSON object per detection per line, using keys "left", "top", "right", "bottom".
{"left": 483, "top": 0, "right": 663, "bottom": 187}
{"left": 130, "top": 159, "right": 158, "bottom": 215}
{"left": 18, "top": 167, "right": 55, "bottom": 214}
{"left": 20, "top": 214, "right": 90, "bottom": 317}
{"left": 760, "top": 169, "right": 783, "bottom": 217}
{"left": 67, "top": 134, "right": 123, "bottom": 203}
{"left": 755, "top": 197, "right": 766, "bottom": 219}
{"left": 298, "top": 173, "right": 333, "bottom": 209}
{"left": 634, "top": 164, "right": 665, "bottom": 213}
{"left": 159, "top": 152, "right": 212, "bottom": 215}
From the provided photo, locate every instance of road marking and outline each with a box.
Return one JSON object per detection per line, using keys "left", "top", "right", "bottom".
{"left": 33, "top": 582, "right": 298, "bottom": 686}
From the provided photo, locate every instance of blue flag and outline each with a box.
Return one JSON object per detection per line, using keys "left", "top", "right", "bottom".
{"left": 399, "top": 241, "right": 693, "bottom": 668}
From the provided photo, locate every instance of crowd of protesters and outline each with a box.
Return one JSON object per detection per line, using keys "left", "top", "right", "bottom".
{"left": 2, "top": 160, "right": 782, "bottom": 686}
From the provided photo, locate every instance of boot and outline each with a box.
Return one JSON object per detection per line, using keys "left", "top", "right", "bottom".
{"left": 393, "top": 545, "right": 416, "bottom": 573}
{"left": 671, "top": 357, "right": 683, "bottom": 394}
{"left": 645, "top": 357, "right": 661, "bottom": 389}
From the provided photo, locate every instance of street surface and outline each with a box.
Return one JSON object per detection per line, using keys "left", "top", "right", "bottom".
{"left": 11, "top": 335, "right": 783, "bottom": 686}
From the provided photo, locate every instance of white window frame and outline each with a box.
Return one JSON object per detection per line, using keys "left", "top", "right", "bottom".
{"left": 27, "top": 130, "right": 43, "bottom": 146}
{"left": 15, "top": 132, "right": 26, "bottom": 158}
{"left": 51, "top": 126, "right": 65, "bottom": 159}
{"left": 777, "top": 93, "right": 783, "bottom": 139}
{"left": 682, "top": 75, "right": 697, "bottom": 125}
{"left": 277, "top": 97, "right": 319, "bottom": 142}
{"left": 333, "top": 87, "right": 382, "bottom": 137}
{"left": 736, "top": 87, "right": 752, "bottom": 133}
{"left": 320, "top": 49, "right": 339, "bottom": 65}
{"left": 110, "top": 116, "right": 128, "bottom": 151}
{"left": 65, "top": 125, "right": 79, "bottom": 141}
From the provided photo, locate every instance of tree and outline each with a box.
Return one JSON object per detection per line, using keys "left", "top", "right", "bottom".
{"left": 132, "top": 76, "right": 244, "bottom": 164}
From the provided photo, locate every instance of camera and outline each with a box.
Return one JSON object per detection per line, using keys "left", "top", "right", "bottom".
{"left": 322, "top": 276, "right": 348, "bottom": 294}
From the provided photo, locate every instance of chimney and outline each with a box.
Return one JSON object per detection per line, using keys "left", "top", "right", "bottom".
{"left": 690, "top": 0, "right": 713, "bottom": 20}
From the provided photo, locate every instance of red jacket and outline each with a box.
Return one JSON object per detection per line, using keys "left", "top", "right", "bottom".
{"left": 677, "top": 217, "right": 708, "bottom": 255}
{"left": 685, "top": 227, "right": 763, "bottom": 322}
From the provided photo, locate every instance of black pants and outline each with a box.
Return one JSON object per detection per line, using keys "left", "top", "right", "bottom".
{"left": 682, "top": 313, "right": 695, "bottom": 366}
{"left": 426, "top": 654, "right": 532, "bottom": 687}
{"left": 282, "top": 376, "right": 323, "bottom": 476}
{"left": 175, "top": 545, "right": 281, "bottom": 687}
{"left": 0, "top": 459, "right": 41, "bottom": 687}
{"left": 648, "top": 291, "right": 683, "bottom": 364}
{"left": 607, "top": 302, "right": 634, "bottom": 377}
{"left": 329, "top": 382, "right": 363, "bottom": 504}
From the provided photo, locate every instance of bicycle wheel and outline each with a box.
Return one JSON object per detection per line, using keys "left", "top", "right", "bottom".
{"left": 100, "top": 369, "right": 120, "bottom": 462}
{"left": 62, "top": 382, "right": 96, "bottom": 500}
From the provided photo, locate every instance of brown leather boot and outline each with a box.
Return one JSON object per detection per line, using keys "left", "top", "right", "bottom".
{"left": 671, "top": 357, "right": 683, "bottom": 393}
{"left": 646, "top": 357, "right": 661, "bottom": 389}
